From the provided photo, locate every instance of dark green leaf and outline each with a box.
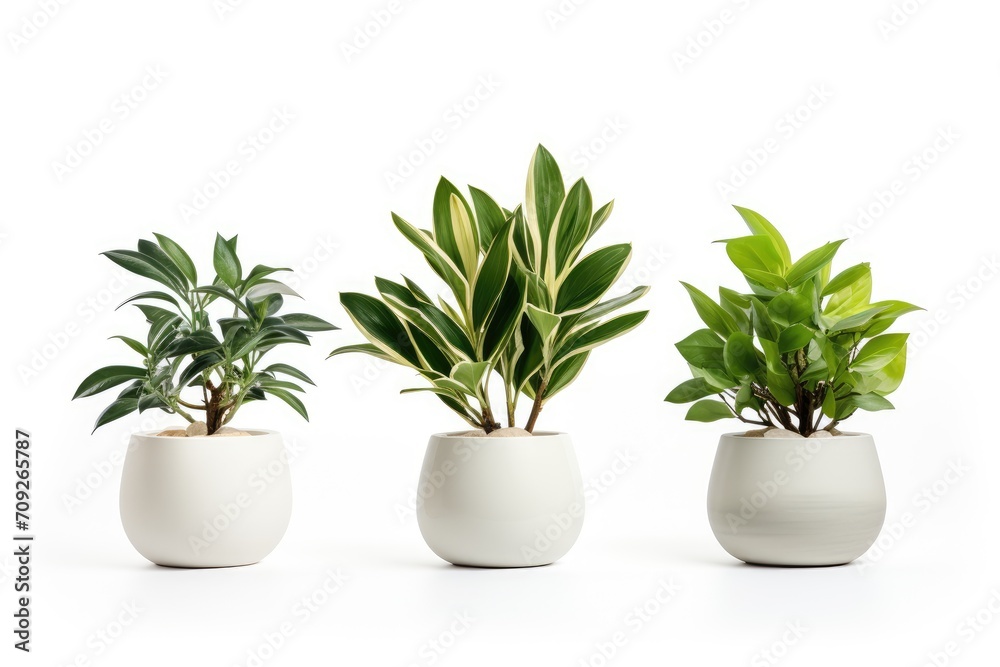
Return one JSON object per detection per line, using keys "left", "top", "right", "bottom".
{"left": 92, "top": 397, "right": 138, "bottom": 433}
{"left": 213, "top": 232, "right": 242, "bottom": 288}
{"left": 74, "top": 365, "right": 147, "bottom": 399}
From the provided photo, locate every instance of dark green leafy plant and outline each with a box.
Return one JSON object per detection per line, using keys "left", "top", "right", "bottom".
{"left": 73, "top": 233, "right": 337, "bottom": 434}
{"left": 666, "top": 207, "right": 920, "bottom": 436}
{"left": 331, "top": 145, "right": 648, "bottom": 433}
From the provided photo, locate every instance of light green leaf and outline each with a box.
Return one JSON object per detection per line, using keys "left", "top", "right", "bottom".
{"left": 778, "top": 323, "right": 814, "bottom": 353}
{"left": 851, "top": 333, "right": 908, "bottom": 374}
{"left": 785, "top": 240, "right": 845, "bottom": 286}
{"left": 685, "top": 399, "right": 734, "bottom": 422}
{"left": 665, "top": 377, "right": 719, "bottom": 404}
{"left": 680, "top": 282, "right": 738, "bottom": 338}
{"left": 732, "top": 206, "right": 791, "bottom": 267}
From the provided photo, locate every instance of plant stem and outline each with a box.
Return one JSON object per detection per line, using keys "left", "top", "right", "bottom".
{"left": 720, "top": 394, "right": 769, "bottom": 427}
{"left": 524, "top": 379, "right": 548, "bottom": 433}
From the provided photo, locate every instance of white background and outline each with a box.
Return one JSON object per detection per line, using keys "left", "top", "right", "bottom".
{"left": 2, "top": 0, "right": 999, "bottom": 665}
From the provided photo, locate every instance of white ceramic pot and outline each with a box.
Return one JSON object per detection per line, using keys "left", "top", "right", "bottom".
{"left": 119, "top": 429, "right": 292, "bottom": 568}
{"left": 416, "top": 432, "right": 584, "bottom": 567}
{"left": 707, "top": 432, "right": 886, "bottom": 567}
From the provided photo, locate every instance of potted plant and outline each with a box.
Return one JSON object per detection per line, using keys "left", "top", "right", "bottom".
{"left": 73, "top": 233, "right": 336, "bottom": 568}
{"left": 666, "top": 206, "right": 920, "bottom": 566}
{"left": 330, "top": 145, "right": 649, "bottom": 567}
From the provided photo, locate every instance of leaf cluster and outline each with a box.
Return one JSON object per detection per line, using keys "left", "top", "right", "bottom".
{"left": 74, "top": 233, "right": 336, "bottom": 433}
{"left": 331, "top": 145, "right": 649, "bottom": 432}
{"left": 666, "top": 207, "right": 920, "bottom": 435}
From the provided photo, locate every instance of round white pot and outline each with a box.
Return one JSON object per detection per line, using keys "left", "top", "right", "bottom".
{"left": 416, "top": 432, "right": 584, "bottom": 568}
{"left": 119, "top": 429, "right": 292, "bottom": 568}
{"left": 707, "top": 432, "right": 886, "bottom": 567}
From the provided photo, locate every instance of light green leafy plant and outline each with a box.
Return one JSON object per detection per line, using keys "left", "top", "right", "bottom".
{"left": 73, "top": 233, "right": 337, "bottom": 434}
{"left": 666, "top": 206, "right": 920, "bottom": 436}
{"left": 331, "top": 145, "right": 649, "bottom": 433}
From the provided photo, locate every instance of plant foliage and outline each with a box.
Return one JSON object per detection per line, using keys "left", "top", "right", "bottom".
{"left": 331, "top": 145, "right": 648, "bottom": 433}
{"left": 666, "top": 206, "right": 920, "bottom": 435}
{"left": 74, "top": 233, "right": 337, "bottom": 434}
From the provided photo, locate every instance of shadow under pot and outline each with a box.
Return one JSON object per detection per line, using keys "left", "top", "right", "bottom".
{"left": 707, "top": 432, "right": 886, "bottom": 567}
{"left": 416, "top": 431, "right": 584, "bottom": 568}
{"left": 119, "top": 429, "right": 292, "bottom": 568}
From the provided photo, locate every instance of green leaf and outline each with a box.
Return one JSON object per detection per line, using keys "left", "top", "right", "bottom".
{"left": 525, "top": 144, "right": 565, "bottom": 261}
{"left": 246, "top": 281, "right": 301, "bottom": 302}
{"left": 137, "top": 393, "right": 168, "bottom": 413}
{"left": 469, "top": 186, "right": 508, "bottom": 250}
{"left": 680, "top": 282, "right": 738, "bottom": 338}
{"left": 675, "top": 329, "right": 725, "bottom": 368}
{"left": 842, "top": 393, "right": 895, "bottom": 412}
{"left": 102, "top": 250, "right": 184, "bottom": 294}
{"left": 685, "top": 399, "right": 734, "bottom": 422}
{"left": 136, "top": 240, "right": 190, "bottom": 289}
{"left": 74, "top": 366, "right": 147, "bottom": 399}
{"left": 163, "top": 330, "right": 222, "bottom": 357}
{"left": 557, "top": 310, "right": 648, "bottom": 362}
{"left": 766, "top": 369, "right": 797, "bottom": 406}
{"left": 556, "top": 244, "right": 632, "bottom": 314}
{"left": 851, "top": 333, "right": 908, "bottom": 374}
{"left": 545, "top": 351, "right": 589, "bottom": 398}
{"left": 242, "top": 264, "right": 292, "bottom": 291}
{"left": 549, "top": 178, "right": 593, "bottom": 279}
{"left": 152, "top": 233, "right": 198, "bottom": 284}
{"left": 110, "top": 335, "right": 149, "bottom": 357}
{"left": 827, "top": 304, "right": 891, "bottom": 333}
{"left": 340, "top": 292, "right": 420, "bottom": 366}
{"left": 580, "top": 286, "right": 650, "bottom": 323}
{"left": 178, "top": 352, "right": 223, "bottom": 387}
{"left": 822, "top": 388, "right": 837, "bottom": 418}
{"left": 191, "top": 285, "right": 252, "bottom": 317}
{"left": 589, "top": 200, "right": 614, "bottom": 240}
{"left": 213, "top": 232, "right": 242, "bottom": 289}
{"left": 92, "top": 397, "right": 139, "bottom": 433}
{"left": 526, "top": 304, "right": 561, "bottom": 343}
{"left": 482, "top": 276, "right": 524, "bottom": 364}
{"left": 280, "top": 313, "right": 338, "bottom": 331}
{"left": 785, "top": 240, "right": 845, "bottom": 286}
{"left": 471, "top": 221, "right": 512, "bottom": 331}
{"left": 450, "top": 360, "right": 490, "bottom": 394}
{"left": 665, "top": 377, "right": 718, "bottom": 404}
{"left": 723, "top": 332, "right": 760, "bottom": 379}
{"left": 117, "top": 290, "right": 180, "bottom": 311}
{"left": 732, "top": 206, "right": 791, "bottom": 267}
{"left": 392, "top": 212, "right": 469, "bottom": 310}
{"left": 822, "top": 263, "right": 870, "bottom": 297}
{"left": 824, "top": 265, "right": 872, "bottom": 318}
{"left": 262, "top": 363, "right": 315, "bottom": 385}
{"left": 767, "top": 291, "right": 812, "bottom": 327}
{"left": 722, "top": 235, "right": 785, "bottom": 276}
{"left": 432, "top": 179, "right": 478, "bottom": 278}
{"left": 327, "top": 343, "right": 394, "bottom": 361}
{"left": 258, "top": 378, "right": 306, "bottom": 393}
{"left": 749, "top": 298, "right": 778, "bottom": 341}
{"left": 778, "top": 323, "right": 814, "bottom": 353}
{"left": 263, "top": 387, "right": 309, "bottom": 421}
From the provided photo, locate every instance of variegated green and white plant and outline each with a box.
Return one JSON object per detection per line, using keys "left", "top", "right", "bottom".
{"left": 330, "top": 145, "right": 648, "bottom": 433}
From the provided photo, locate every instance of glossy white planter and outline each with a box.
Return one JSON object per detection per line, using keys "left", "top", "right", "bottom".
{"left": 707, "top": 432, "right": 886, "bottom": 567}
{"left": 416, "top": 432, "right": 584, "bottom": 567}
{"left": 120, "top": 430, "right": 292, "bottom": 568}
